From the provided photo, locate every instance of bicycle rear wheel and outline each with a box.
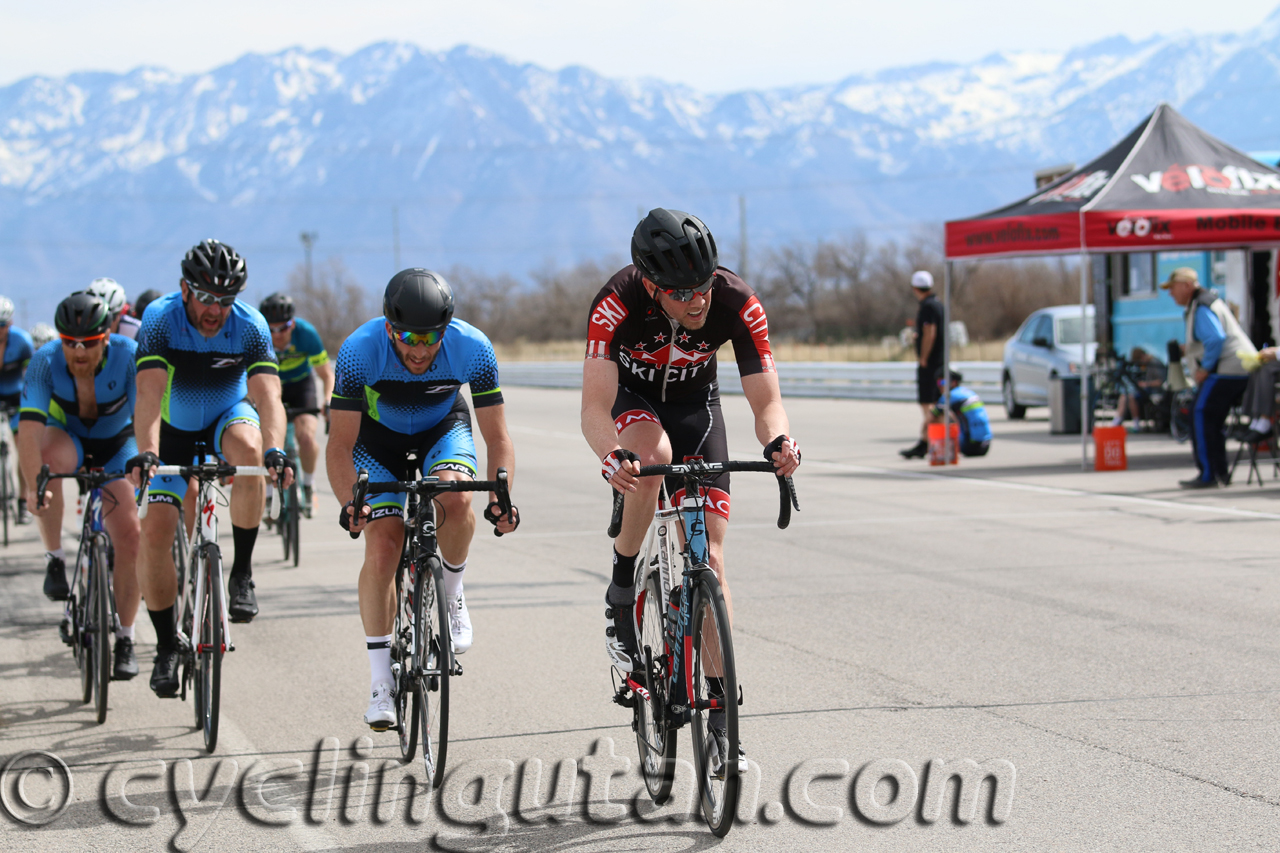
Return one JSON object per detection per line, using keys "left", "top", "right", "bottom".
{"left": 635, "top": 569, "right": 676, "bottom": 804}
{"left": 689, "top": 572, "right": 740, "bottom": 838}
{"left": 288, "top": 481, "right": 301, "bottom": 566}
{"left": 416, "top": 557, "right": 451, "bottom": 788}
{"left": 195, "top": 545, "right": 224, "bottom": 753}
{"left": 279, "top": 488, "right": 293, "bottom": 561}
{"left": 395, "top": 553, "right": 419, "bottom": 763}
{"left": 91, "top": 538, "right": 112, "bottom": 724}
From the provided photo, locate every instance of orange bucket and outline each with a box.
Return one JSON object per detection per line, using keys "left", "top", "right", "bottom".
{"left": 1094, "top": 425, "right": 1127, "bottom": 471}
{"left": 928, "top": 422, "right": 960, "bottom": 466}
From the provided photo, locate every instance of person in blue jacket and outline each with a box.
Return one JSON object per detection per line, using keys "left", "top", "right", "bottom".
{"left": 931, "top": 369, "right": 992, "bottom": 457}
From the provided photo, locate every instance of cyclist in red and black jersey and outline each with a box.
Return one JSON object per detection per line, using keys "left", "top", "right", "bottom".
{"left": 581, "top": 208, "right": 801, "bottom": 678}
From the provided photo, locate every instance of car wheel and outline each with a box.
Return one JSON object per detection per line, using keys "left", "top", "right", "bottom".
{"left": 1003, "top": 375, "right": 1026, "bottom": 420}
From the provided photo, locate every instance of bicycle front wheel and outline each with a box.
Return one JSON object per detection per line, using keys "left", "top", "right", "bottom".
{"left": 416, "top": 557, "right": 451, "bottom": 788}
{"left": 635, "top": 569, "right": 676, "bottom": 804}
{"left": 394, "top": 554, "right": 419, "bottom": 763}
{"left": 195, "top": 545, "right": 224, "bottom": 753}
{"left": 279, "top": 488, "right": 293, "bottom": 561}
{"left": 1, "top": 448, "right": 10, "bottom": 547}
{"left": 689, "top": 572, "right": 740, "bottom": 838}
{"left": 288, "top": 481, "right": 301, "bottom": 566}
{"left": 91, "top": 538, "right": 112, "bottom": 724}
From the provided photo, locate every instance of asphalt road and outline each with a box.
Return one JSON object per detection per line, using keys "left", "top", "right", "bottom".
{"left": 3, "top": 386, "right": 1280, "bottom": 851}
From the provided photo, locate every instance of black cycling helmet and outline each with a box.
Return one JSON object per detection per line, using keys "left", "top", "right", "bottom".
{"left": 133, "top": 289, "right": 162, "bottom": 318}
{"left": 383, "top": 269, "right": 454, "bottom": 333}
{"left": 181, "top": 239, "right": 247, "bottom": 294}
{"left": 630, "top": 208, "right": 718, "bottom": 290}
{"left": 259, "top": 292, "right": 295, "bottom": 324}
{"left": 55, "top": 293, "right": 111, "bottom": 337}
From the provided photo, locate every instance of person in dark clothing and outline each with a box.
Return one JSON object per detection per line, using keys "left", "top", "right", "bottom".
{"left": 901, "top": 270, "right": 946, "bottom": 459}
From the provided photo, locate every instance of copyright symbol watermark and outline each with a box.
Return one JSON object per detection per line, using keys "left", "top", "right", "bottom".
{"left": 1, "top": 751, "right": 74, "bottom": 826}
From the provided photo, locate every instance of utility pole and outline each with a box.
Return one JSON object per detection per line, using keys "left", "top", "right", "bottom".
{"left": 392, "top": 205, "right": 401, "bottom": 272}
{"left": 300, "top": 231, "right": 318, "bottom": 289}
{"left": 738, "top": 194, "right": 748, "bottom": 281}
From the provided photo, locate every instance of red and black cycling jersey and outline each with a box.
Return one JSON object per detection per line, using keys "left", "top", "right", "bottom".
{"left": 585, "top": 265, "right": 775, "bottom": 403}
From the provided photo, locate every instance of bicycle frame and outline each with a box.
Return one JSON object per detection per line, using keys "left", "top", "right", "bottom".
{"left": 179, "top": 478, "right": 232, "bottom": 656}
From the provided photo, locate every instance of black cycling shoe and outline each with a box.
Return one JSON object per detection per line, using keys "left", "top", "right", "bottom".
{"left": 150, "top": 647, "right": 180, "bottom": 697}
{"left": 604, "top": 594, "right": 640, "bottom": 672}
{"left": 228, "top": 574, "right": 259, "bottom": 623}
{"left": 16, "top": 498, "right": 32, "bottom": 525}
{"left": 43, "top": 556, "right": 70, "bottom": 601}
{"left": 113, "top": 637, "right": 139, "bottom": 681}
{"left": 899, "top": 440, "right": 927, "bottom": 460}
{"left": 1179, "top": 477, "right": 1218, "bottom": 490}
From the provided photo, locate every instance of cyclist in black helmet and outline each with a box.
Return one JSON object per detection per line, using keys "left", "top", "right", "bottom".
{"left": 259, "top": 292, "right": 333, "bottom": 517}
{"left": 582, "top": 208, "right": 801, "bottom": 766}
{"left": 125, "top": 238, "right": 293, "bottom": 697}
{"left": 327, "top": 268, "right": 520, "bottom": 731}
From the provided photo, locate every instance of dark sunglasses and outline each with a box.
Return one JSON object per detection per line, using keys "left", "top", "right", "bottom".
{"left": 188, "top": 287, "right": 236, "bottom": 307}
{"left": 270, "top": 320, "right": 295, "bottom": 333}
{"left": 61, "top": 333, "right": 108, "bottom": 349}
{"left": 657, "top": 274, "right": 715, "bottom": 302}
{"left": 393, "top": 328, "right": 444, "bottom": 347}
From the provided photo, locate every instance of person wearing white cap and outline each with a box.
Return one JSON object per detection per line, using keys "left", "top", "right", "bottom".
{"left": 901, "top": 270, "right": 945, "bottom": 459}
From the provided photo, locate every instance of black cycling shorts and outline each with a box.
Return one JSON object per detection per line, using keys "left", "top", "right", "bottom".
{"left": 917, "top": 365, "right": 942, "bottom": 405}
{"left": 281, "top": 377, "right": 319, "bottom": 417}
{"left": 612, "top": 382, "right": 731, "bottom": 518}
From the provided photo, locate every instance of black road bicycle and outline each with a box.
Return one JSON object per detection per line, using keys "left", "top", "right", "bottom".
{"left": 609, "top": 459, "right": 798, "bottom": 837}
{"left": 38, "top": 465, "right": 128, "bottom": 724}
{"left": 276, "top": 405, "right": 321, "bottom": 566}
{"left": 349, "top": 461, "right": 512, "bottom": 788}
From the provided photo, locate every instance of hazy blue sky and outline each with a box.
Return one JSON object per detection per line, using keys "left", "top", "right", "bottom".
{"left": 3, "top": 0, "right": 1278, "bottom": 90}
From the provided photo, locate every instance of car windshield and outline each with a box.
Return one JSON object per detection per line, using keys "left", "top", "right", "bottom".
{"left": 1056, "top": 317, "right": 1096, "bottom": 345}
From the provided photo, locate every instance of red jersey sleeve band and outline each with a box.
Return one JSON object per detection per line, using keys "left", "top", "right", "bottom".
{"left": 587, "top": 293, "right": 628, "bottom": 359}
{"left": 738, "top": 295, "right": 775, "bottom": 373}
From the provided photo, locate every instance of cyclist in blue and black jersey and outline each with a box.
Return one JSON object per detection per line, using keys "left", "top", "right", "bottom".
{"left": 0, "top": 295, "right": 36, "bottom": 524}
{"left": 326, "top": 269, "right": 520, "bottom": 731}
{"left": 20, "top": 294, "right": 143, "bottom": 679}
{"left": 931, "top": 369, "right": 992, "bottom": 457}
{"left": 124, "top": 239, "right": 294, "bottom": 697}
{"left": 259, "top": 292, "right": 334, "bottom": 517}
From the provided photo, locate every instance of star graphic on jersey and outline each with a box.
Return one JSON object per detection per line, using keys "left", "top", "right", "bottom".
{"left": 696, "top": 341, "right": 710, "bottom": 350}
{"left": 653, "top": 333, "right": 666, "bottom": 343}
{"left": 678, "top": 332, "right": 691, "bottom": 343}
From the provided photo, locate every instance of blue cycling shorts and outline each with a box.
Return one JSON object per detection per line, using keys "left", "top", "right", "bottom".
{"left": 353, "top": 403, "right": 478, "bottom": 521}
{"left": 148, "top": 400, "right": 259, "bottom": 506}
{"left": 64, "top": 429, "right": 138, "bottom": 473}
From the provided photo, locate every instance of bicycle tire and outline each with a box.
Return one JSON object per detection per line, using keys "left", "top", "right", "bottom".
{"left": 289, "top": 481, "right": 301, "bottom": 566}
{"left": 196, "top": 545, "right": 224, "bottom": 753}
{"left": 92, "top": 537, "right": 112, "bottom": 724}
{"left": 395, "top": 550, "right": 419, "bottom": 763}
{"left": 72, "top": 550, "right": 92, "bottom": 705}
{"left": 635, "top": 569, "right": 676, "bottom": 804}
{"left": 416, "top": 557, "right": 451, "bottom": 788}
{"left": 689, "top": 573, "right": 740, "bottom": 838}
{"left": 280, "top": 487, "right": 292, "bottom": 561}
{"left": 1, "top": 449, "right": 10, "bottom": 547}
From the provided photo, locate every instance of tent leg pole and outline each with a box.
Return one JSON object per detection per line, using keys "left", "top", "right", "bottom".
{"left": 943, "top": 261, "right": 952, "bottom": 464}
{"left": 1080, "top": 251, "right": 1090, "bottom": 472}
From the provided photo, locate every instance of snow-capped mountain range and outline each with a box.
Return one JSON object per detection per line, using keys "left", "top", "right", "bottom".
{"left": 3, "top": 8, "right": 1280, "bottom": 317}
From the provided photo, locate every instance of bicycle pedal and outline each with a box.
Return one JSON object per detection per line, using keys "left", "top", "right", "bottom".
{"left": 450, "top": 661, "right": 464, "bottom": 676}
{"left": 367, "top": 721, "right": 391, "bottom": 733}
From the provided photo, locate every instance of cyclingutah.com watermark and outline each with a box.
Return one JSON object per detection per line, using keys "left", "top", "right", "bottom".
{"left": 1, "top": 737, "right": 1014, "bottom": 849}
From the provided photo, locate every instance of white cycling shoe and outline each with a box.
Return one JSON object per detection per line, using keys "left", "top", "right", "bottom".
{"left": 449, "top": 591, "right": 473, "bottom": 655}
{"left": 364, "top": 681, "right": 396, "bottom": 732}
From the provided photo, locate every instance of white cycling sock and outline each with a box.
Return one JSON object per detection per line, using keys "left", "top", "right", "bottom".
{"left": 1253, "top": 417, "right": 1271, "bottom": 433}
{"left": 264, "top": 484, "right": 274, "bottom": 501}
{"left": 442, "top": 558, "right": 466, "bottom": 601}
{"left": 46, "top": 548, "right": 64, "bottom": 563}
{"left": 117, "top": 624, "right": 134, "bottom": 641}
{"left": 366, "top": 635, "right": 393, "bottom": 687}
{"left": 302, "top": 471, "right": 314, "bottom": 487}
{"left": 1110, "top": 414, "right": 1123, "bottom": 427}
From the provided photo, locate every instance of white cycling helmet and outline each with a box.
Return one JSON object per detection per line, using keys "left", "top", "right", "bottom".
{"left": 81, "top": 278, "right": 127, "bottom": 316}
{"left": 30, "top": 322, "right": 56, "bottom": 348}
{"left": 0, "top": 296, "right": 13, "bottom": 325}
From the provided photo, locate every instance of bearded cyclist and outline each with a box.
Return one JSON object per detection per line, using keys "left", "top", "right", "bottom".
{"left": 125, "top": 239, "right": 293, "bottom": 697}
{"left": 327, "top": 269, "right": 519, "bottom": 731}
{"left": 259, "top": 292, "right": 334, "bottom": 517}
{"left": 580, "top": 208, "right": 801, "bottom": 764}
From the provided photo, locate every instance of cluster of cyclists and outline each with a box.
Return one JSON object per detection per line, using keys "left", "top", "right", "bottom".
{"left": 17, "top": 208, "right": 800, "bottom": 772}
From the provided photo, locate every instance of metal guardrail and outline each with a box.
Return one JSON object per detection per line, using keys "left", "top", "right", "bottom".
{"left": 500, "top": 361, "right": 1003, "bottom": 402}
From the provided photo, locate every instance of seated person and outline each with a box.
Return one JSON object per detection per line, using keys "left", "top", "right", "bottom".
{"left": 1111, "top": 346, "right": 1167, "bottom": 433}
{"left": 1241, "top": 347, "right": 1280, "bottom": 441}
{"left": 931, "top": 369, "right": 991, "bottom": 457}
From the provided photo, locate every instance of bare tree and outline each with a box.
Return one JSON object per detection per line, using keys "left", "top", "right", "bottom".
{"left": 287, "top": 257, "right": 372, "bottom": 354}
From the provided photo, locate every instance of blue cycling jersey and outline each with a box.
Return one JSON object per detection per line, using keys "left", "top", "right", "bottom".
{"left": 277, "top": 317, "right": 329, "bottom": 385}
{"left": 933, "top": 385, "right": 992, "bottom": 444}
{"left": 20, "top": 335, "right": 137, "bottom": 438}
{"left": 136, "top": 291, "right": 277, "bottom": 432}
{"left": 332, "top": 317, "right": 502, "bottom": 433}
{"left": 0, "top": 326, "right": 34, "bottom": 398}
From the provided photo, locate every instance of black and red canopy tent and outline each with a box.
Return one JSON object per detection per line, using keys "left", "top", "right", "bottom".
{"left": 942, "top": 103, "right": 1280, "bottom": 467}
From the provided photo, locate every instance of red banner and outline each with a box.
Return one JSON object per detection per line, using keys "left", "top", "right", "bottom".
{"left": 1083, "top": 209, "right": 1280, "bottom": 250}
{"left": 945, "top": 214, "right": 1080, "bottom": 258}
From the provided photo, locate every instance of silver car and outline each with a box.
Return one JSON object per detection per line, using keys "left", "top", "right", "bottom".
{"left": 1001, "top": 305, "right": 1097, "bottom": 419}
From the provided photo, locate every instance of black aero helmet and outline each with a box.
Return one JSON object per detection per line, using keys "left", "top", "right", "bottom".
{"left": 259, "top": 292, "right": 295, "bottom": 324}
{"left": 383, "top": 269, "right": 454, "bottom": 333}
{"left": 133, "top": 289, "right": 162, "bottom": 318}
{"left": 631, "top": 208, "right": 718, "bottom": 290}
{"left": 55, "top": 293, "right": 111, "bottom": 338}
{"left": 181, "top": 239, "right": 247, "bottom": 294}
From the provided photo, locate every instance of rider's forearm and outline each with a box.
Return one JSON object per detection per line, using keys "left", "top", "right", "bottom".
{"left": 484, "top": 433, "right": 515, "bottom": 491}
{"left": 133, "top": 383, "right": 164, "bottom": 456}
{"left": 249, "top": 375, "right": 286, "bottom": 452}
{"left": 17, "top": 422, "right": 45, "bottom": 487}
{"left": 325, "top": 438, "right": 357, "bottom": 506}
{"left": 582, "top": 404, "right": 621, "bottom": 460}
{"left": 316, "top": 363, "right": 335, "bottom": 407}
{"left": 754, "top": 400, "right": 791, "bottom": 447}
